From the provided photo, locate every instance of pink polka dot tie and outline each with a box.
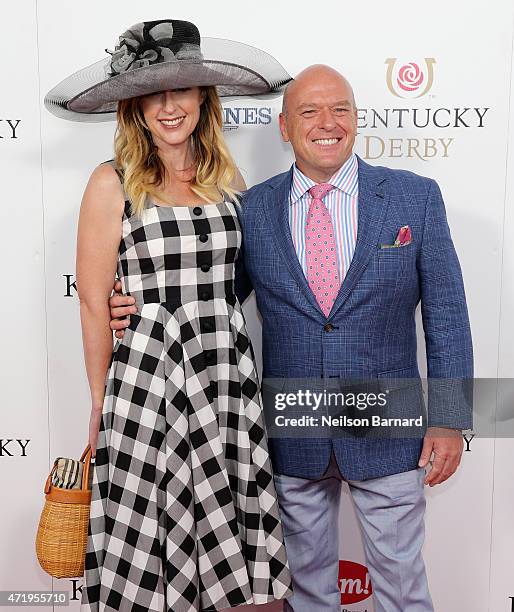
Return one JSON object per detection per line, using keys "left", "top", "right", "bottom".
{"left": 306, "top": 183, "right": 340, "bottom": 317}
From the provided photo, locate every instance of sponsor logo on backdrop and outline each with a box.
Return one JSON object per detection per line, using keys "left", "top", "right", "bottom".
{"left": 0, "top": 119, "right": 21, "bottom": 139}
{"left": 222, "top": 106, "right": 272, "bottom": 131}
{"left": 0, "top": 439, "right": 30, "bottom": 457}
{"left": 339, "top": 560, "right": 372, "bottom": 606}
{"left": 64, "top": 274, "right": 77, "bottom": 297}
{"left": 463, "top": 432, "right": 475, "bottom": 451}
{"left": 385, "top": 58, "right": 436, "bottom": 99}
{"left": 357, "top": 57, "right": 490, "bottom": 161}
{"left": 69, "top": 581, "right": 82, "bottom": 600}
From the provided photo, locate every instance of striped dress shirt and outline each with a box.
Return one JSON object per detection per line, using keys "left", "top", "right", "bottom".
{"left": 289, "top": 153, "right": 359, "bottom": 282}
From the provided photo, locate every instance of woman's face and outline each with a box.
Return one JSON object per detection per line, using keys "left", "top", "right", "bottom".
{"left": 140, "top": 87, "right": 205, "bottom": 150}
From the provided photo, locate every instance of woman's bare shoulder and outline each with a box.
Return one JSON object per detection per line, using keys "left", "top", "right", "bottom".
{"left": 82, "top": 162, "right": 125, "bottom": 216}
{"left": 88, "top": 161, "right": 123, "bottom": 190}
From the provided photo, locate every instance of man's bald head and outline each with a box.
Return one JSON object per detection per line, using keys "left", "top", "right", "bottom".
{"left": 282, "top": 65, "right": 356, "bottom": 116}
{"left": 278, "top": 64, "right": 358, "bottom": 183}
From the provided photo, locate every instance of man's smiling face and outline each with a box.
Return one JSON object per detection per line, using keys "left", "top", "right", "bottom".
{"left": 279, "top": 65, "right": 358, "bottom": 183}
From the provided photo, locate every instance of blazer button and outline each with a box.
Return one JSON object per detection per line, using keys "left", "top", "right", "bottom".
{"left": 201, "top": 291, "right": 211, "bottom": 301}
{"left": 193, "top": 206, "right": 202, "bottom": 216}
{"left": 199, "top": 234, "right": 209, "bottom": 243}
{"left": 204, "top": 350, "right": 215, "bottom": 362}
{"left": 202, "top": 320, "right": 213, "bottom": 332}
{"left": 200, "top": 263, "right": 210, "bottom": 272}
{"left": 324, "top": 323, "right": 334, "bottom": 332}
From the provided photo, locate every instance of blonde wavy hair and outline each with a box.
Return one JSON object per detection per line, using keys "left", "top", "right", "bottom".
{"left": 114, "top": 86, "right": 239, "bottom": 217}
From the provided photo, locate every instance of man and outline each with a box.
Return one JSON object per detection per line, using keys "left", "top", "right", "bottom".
{"left": 109, "top": 65, "right": 473, "bottom": 611}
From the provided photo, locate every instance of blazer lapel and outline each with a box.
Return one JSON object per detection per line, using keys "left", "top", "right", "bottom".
{"left": 329, "top": 157, "right": 390, "bottom": 318}
{"left": 263, "top": 166, "right": 325, "bottom": 317}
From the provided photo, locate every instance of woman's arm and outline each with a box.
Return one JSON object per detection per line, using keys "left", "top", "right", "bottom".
{"left": 76, "top": 164, "right": 125, "bottom": 443}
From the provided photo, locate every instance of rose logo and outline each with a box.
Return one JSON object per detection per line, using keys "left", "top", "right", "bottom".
{"left": 385, "top": 58, "right": 436, "bottom": 98}
{"left": 397, "top": 63, "right": 424, "bottom": 92}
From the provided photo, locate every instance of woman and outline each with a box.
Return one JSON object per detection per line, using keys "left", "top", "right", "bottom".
{"left": 45, "top": 19, "right": 292, "bottom": 612}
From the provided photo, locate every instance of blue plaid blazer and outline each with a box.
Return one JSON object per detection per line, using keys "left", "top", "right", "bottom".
{"left": 235, "top": 156, "right": 473, "bottom": 480}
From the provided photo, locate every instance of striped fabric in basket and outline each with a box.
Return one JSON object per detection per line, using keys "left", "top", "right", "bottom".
{"left": 51, "top": 457, "right": 93, "bottom": 489}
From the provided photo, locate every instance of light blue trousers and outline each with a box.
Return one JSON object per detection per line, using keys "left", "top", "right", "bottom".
{"left": 273, "top": 452, "right": 434, "bottom": 612}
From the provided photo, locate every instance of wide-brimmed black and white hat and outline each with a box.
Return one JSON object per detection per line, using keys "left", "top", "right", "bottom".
{"left": 44, "top": 19, "right": 292, "bottom": 122}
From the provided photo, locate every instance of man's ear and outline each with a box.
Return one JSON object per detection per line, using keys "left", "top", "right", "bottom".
{"left": 279, "top": 112, "right": 289, "bottom": 143}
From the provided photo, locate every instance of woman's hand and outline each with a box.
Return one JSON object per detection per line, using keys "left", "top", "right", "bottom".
{"left": 89, "top": 406, "right": 103, "bottom": 457}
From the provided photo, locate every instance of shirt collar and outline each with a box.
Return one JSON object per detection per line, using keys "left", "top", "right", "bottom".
{"left": 290, "top": 153, "right": 359, "bottom": 204}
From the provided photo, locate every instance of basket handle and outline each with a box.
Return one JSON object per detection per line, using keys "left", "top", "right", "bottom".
{"left": 79, "top": 443, "right": 92, "bottom": 462}
{"left": 43, "top": 444, "right": 93, "bottom": 494}
{"left": 80, "top": 444, "right": 93, "bottom": 492}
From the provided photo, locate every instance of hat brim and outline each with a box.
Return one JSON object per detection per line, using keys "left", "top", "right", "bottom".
{"left": 44, "top": 37, "right": 291, "bottom": 122}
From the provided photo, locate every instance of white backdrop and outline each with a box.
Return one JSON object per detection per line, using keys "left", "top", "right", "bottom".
{"left": 1, "top": 1, "right": 514, "bottom": 610}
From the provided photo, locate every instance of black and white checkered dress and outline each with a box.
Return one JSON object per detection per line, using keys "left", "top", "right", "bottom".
{"left": 81, "top": 166, "right": 292, "bottom": 612}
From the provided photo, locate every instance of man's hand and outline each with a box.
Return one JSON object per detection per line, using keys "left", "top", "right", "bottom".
{"left": 418, "top": 426, "right": 463, "bottom": 486}
{"left": 109, "top": 279, "right": 138, "bottom": 339}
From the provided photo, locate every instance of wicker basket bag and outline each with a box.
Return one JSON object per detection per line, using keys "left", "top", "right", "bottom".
{"left": 35, "top": 444, "right": 93, "bottom": 578}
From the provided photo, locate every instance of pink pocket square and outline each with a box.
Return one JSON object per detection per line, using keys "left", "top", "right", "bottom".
{"left": 381, "top": 225, "right": 412, "bottom": 248}
{"left": 394, "top": 225, "right": 412, "bottom": 246}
